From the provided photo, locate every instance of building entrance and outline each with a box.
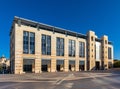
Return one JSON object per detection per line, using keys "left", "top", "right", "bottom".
{"left": 41, "top": 59, "right": 51, "bottom": 72}
{"left": 79, "top": 61, "right": 85, "bottom": 71}
{"left": 108, "top": 62, "right": 112, "bottom": 68}
{"left": 23, "top": 59, "right": 35, "bottom": 73}
{"left": 69, "top": 60, "right": 75, "bottom": 71}
{"left": 56, "top": 60, "right": 64, "bottom": 72}
{"left": 95, "top": 61, "right": 100, "bottom": 70}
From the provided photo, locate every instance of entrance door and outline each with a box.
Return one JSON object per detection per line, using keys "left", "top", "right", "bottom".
{"left": 96, "top": 62, "right": 100, "bottom": 70}
{"left": 42, "top": 65, "right": 48, "bottom": 71}
{"left": 56, "top": 60, "right": 64, "bottom": 72}
{"left": 108, "top": 62, "right": 112, "bottom": 68}
{"left": 69, "top": 60, "right": 75, "bottom": 71}
{"left": 79, "top": 61, "right": 85, "bottom": 71}
{"left": 23, "top": 59, "right": 35, "bottom": 73}
{"left": 23, "top": 65, "right": 32, "bottom": 72}
{"left": 41, "top": 59, "right": 51, "bottom": 72}
{"left": 57, "top": 65, "right": 60, "bottom": 71}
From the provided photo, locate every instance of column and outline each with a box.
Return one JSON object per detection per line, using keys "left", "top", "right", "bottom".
{"left": 64, "top": 37, "right": 69, "bottom": 72}
{"left": 75, "top": 39, "right": 79, "bottom": 71}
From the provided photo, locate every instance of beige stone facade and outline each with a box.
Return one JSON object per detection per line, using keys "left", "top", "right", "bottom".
{"left": 0, "top": 55, "right": 10, "bottom": 70}
{"left": 10, "top": 16, "right": 114, "bottom": 74}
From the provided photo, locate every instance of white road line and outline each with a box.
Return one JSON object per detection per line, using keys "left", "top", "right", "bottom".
{"left": 56, "top": 77, "right": 66, "bottom": 85}
{"left": 56, "top": 74, "right": 74, "bottom": 85}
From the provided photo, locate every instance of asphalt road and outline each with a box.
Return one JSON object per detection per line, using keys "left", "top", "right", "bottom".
{"left": 0, "top": 70, "right": 120, "bottom": 89}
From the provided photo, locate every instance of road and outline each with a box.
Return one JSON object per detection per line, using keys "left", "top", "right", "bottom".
{"left": 0, "top": 70, "right": 120, "bottom": 89}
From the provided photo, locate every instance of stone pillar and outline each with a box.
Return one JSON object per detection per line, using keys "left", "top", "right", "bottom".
{"left": 14, "top": 24, "right": 23, "bottom": 74}
{"left": 51, "top": 33, "right": 56, "bottom": 72}
{"left": 35, "top": 29, "right": 41, "bottom": 73}
{"left": 51, "top": 59, "right": 56, "bottom": 72}
{"left": 75, "top": 39, "right": 79, "bottom": 71}
{"left": 84, "top": 60, "right": 87, "bottom": 71}
{"left": 75, "top": 59, "right": 79, "bottom": 71}
{"left": 64, "top": 59, "right": 69, "bottom": 72}
{"left": 47, "top": 64, "right": 51, "bottom": 72}
{"left": 35, "top": 59, "right": 41, "bottom": 73}
{"left": 101, "top": 35, "right": 108, "bottom": 69}
{"left": 87, "top": 31, "right": 96, "bottom": 70}
{"left": 64, "top": 36, "right": 69, "bottom": 72}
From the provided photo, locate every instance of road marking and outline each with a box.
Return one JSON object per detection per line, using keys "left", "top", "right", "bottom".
{"left": 56, "top": 74, "right": 74, "bottom": 85}
{"left": 56, "top": 77, "right": 66, "bottom": 85}
{"left": 88, "top": 73, "right": 97, "bottom": 79}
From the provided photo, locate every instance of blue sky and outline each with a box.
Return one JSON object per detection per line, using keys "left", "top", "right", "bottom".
{"left": 0, "top": 0, "right": 120, "bottom": 59}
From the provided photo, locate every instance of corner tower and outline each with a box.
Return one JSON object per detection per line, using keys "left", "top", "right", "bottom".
{"left": 101, "top": 35, "right": 108, "bottom": 69}
{"left": 87, "top": 31, "right": 96, "bottom": 70}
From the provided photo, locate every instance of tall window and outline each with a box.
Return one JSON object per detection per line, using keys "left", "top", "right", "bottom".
{"left": 23, "top": 31, "right": 35, "bottom": 54}
{"left": 95, "top": 42, "right": 101, "bottom": 60}
{"left": 79, "top": 42, "right": 85, "bottom": 57}
{"left": 23, "top": 31, "right": 29, "bottom": 54}
{"left": 30, "top": 32, "right": 35, "bottom": 54}
{"left": 42, "top": 34, "right": 51, "bottom": 55}
{"left": 91, "top": 36, "right": 94, "bottom": 41}
{"left": 69, "top": 40, "right": 75, "bottom": 57}
{"left": 108, "top": 47, "right": 112, "bottom": 59}
{"left": 56, "top": 37, "right": 64, "bottom": 56}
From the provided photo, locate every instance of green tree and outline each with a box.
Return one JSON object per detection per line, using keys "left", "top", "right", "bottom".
{"left": 114, "top": 61, "right": 120, "bottom": 68}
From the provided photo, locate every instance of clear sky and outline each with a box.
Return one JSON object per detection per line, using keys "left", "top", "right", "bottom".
{"left": 0, "top": 0, "right": 120, "bottom": 59}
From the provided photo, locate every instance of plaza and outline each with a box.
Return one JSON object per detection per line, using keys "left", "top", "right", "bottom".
{"left": 0, "top": 69, "right": 120, "bottom": 89}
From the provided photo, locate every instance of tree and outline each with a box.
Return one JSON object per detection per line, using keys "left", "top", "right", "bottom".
{"left": 114, "top": 61, "right": 120, "bottom": 68}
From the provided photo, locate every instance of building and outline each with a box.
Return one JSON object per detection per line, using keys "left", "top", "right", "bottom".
{"left": 0, "top": 55, "right": 10, "bottom": 72}
{"left": 10, "top": 16, "right": 113, "bottom": 74}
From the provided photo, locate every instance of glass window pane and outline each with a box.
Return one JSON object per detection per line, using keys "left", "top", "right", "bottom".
{"left": 42, "top": 34, "right": 51, "bottom": 55}
{"left": 79, "top": 42, "right": 85, "bottom": 57}
{"left": 30, "top": 32, "right": 35, "bottom": 54}
{"left": 23, "top": 31, "right": 29, "bottom": 54}
{"left": 69, "top": 40, "right": 75, "bottom": 57}
{"left": 56, "top": 37, "right": 64, "bottom": 56}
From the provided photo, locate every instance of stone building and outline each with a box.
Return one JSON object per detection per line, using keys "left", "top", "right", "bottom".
{"left": 10, "top": 16, "right": 113, "bottom": 74}
{"left": 0, "top": 55, "right": 10, "bottom": 71}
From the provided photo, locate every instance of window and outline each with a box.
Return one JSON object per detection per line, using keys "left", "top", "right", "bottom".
{"left": 108, "top": 62, "right": 112, "bottom": 68}
{"left": 69, "top": 40, "right": 75, "bottom": 57}
{"left": 91, "top": 43, "right": 93, "bottom": 46}
{"left": 92, "top": 55, "right": 93, "bottom": 58}
{"left": 42, "top": 34, "right": 51, "bottom": 55}
{"left": 56, "top": 37, "right": 64, "bottom": 56}
{"left": 79, "top": 42, "right": 85, "bottom": 57}
{"left": 95, "top": 42, "right": 101, "bottom": 60}
{"left": 23, "top": 31, "right": 35, "bottom": 54}
{"left": 23, "top": 31, "right": 29, "bottom": 54}
{"left": 91, "top": 49, "right": 93, "bottom": 52}
{"left": 105, "top": 40, "right": 107, "bottom": 44}
{"left": 79, "top": 60, "right": 85, "bottom": 70}
{"left": 30, "top": 32, "right": 35, "bottom": 54}
{"left": 91, "top": 36, "right": 94, "bottom": 41}
{"left": 108, "top": 47, "right": 112, "bottom": 59}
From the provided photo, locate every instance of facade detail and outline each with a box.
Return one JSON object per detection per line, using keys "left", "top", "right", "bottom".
{"left": 0, "top": 55, "right": 10, "bottom": 73}
{"left": 10, "top": 16, "right": 114, "bottom": 74}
